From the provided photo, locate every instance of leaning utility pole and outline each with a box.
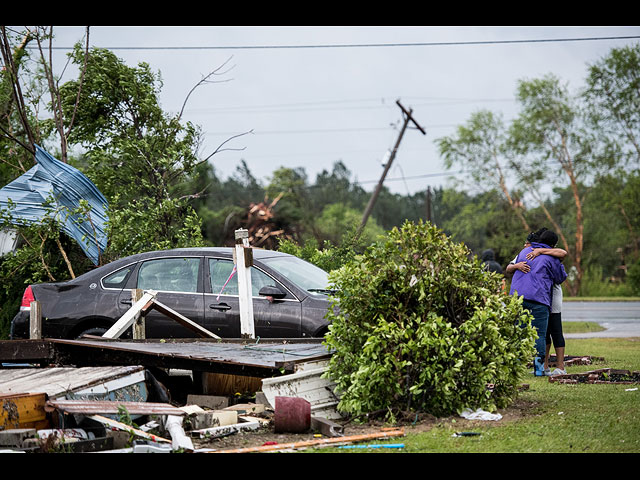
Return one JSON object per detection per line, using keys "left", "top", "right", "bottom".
{"left": 357, "top": 100, "right": 426, "bottom": 237}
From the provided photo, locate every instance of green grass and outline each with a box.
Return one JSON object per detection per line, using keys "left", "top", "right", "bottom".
{"left": 565, "top": 297, "right": 640, "bottom": 302}
{"left": 319, "top": 337, "right": 640, "bottom": 453}
{"left": 563, "top": 321, "right": 606, "bottom": 333}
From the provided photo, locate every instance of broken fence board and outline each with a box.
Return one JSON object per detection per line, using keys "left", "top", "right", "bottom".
{"left": 103, "top": 291, "right": 157, "bottom": 339}
{"left": 190, "top": 416, "right": 261, "bottom": 439}
{"left": 142, "top": 300, "right": 220, "bottom": 339}
{"left": 88, "top": 415, "right": 172, "bottom": 444}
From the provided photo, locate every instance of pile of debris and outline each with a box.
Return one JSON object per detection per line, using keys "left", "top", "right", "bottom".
{"left": 548, "top": 368, "right": 640, "bottom": 385}
{"left": 0, "top": 364, "right": 404, "bottom": 453}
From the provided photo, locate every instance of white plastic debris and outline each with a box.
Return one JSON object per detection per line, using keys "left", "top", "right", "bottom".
{"left": 459, "top": 408, "right": 502, "bottom": 421}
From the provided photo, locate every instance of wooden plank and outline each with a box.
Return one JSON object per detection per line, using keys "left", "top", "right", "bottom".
{"left": 131, "top": 289, "right": 145, "bottom": 340}
{"left": 103, "top": 291, "right": 157, "bottom": 339}
{"left": 29, "top": 301, "right": 42, "bottom": 340}
{"left": 88, "top": 415, "right": 172, "bottom": 444}
{"left": 142, "top": 300, "right": 220, "bottom": 339}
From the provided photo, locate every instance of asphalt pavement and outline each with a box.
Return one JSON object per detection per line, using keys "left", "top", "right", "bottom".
{"left": 562, "top": 301, "right": 640, "bottom": 338}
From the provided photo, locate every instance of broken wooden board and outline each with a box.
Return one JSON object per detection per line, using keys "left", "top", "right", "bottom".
{"left": 88, "top": 414, "right": 172, "bottom": 444}
{"left": 103, "top": 291, "right": 157, "bottom": 339}
{"left": 190, "top": 416, "right": 262, "bottom": 439}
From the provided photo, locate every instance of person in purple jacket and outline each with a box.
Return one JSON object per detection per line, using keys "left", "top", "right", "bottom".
{"left": 509, "top": 229, "right": 568, "bottom": 376}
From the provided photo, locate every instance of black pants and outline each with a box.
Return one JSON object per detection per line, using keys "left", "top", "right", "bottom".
{"left": 545, "top": 312, "right": 565, "bottom": 348}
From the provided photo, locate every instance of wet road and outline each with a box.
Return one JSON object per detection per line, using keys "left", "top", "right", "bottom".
{"left": 562, "top": 301, "right": 640, "bottom": 338}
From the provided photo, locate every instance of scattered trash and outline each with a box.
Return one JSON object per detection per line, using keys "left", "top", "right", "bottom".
{"left": 452, "top": 432, "right": 482, "bottom": 437}
{"left": 459, "top": 408, "right": 502, "bottom": 421}
{"left": 548, "top": 368, "right": 640, "bottom": 384}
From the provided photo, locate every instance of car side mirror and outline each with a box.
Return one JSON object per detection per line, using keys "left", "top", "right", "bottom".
{"left": 259, "top": 285, "right": 286, "bottom": 299}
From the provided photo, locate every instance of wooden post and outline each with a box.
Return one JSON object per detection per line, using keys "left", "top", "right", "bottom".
{"left": 234, "top": 228, "right": 255, "bottom": 339}
{"left": 29, "top": 300, "right": 42, "bottom": 340}
{"left": 132, "top": 289, "right": 145, "bottom": 339}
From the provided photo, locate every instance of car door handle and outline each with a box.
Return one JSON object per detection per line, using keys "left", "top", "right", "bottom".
{"left": 209, "top": 303, "right": 232, "bottom": 311}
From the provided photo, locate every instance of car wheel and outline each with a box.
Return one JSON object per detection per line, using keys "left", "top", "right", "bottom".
{"left": 75, "top": 327, "right": 107, "bottom": 339}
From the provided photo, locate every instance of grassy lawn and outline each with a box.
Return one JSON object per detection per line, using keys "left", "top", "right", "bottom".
{"left": 322, "top": 333, "right": 640, "bottom": 453}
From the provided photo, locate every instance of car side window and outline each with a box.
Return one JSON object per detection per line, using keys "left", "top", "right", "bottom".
{"left": 137, "top": 257, "right": 200, "bottom": 293}
{"left": 209, "top": 259, "right": 280, "bottom": 297}
{"left": 209, "top": 259, "right": 239, "bottom": 296}
{"left": 102, "top": 266, "right": 133, "bottom": 289}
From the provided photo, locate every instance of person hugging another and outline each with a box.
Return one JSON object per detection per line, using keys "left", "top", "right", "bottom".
{"left": 509, "top": 229, "right": 568, "bottom": 376}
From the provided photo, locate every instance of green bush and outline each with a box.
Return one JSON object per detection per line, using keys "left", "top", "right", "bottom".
{"left": 323, "top": 220, "right": 536, "bottom": 420}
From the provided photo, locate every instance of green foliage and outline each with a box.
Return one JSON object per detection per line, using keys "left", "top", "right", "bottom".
{"left": 277, "top": 229, "right": 368, "bottom": 273}
{"left": 323, "top": 221, "right": 536, "bottom": 419}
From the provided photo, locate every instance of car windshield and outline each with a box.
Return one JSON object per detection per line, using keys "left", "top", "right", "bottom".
{"left": 260, "top": 256, "right": 333, "bottom": 295}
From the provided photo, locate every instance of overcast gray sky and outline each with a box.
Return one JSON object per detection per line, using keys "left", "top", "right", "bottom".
{"left": 45, "top": 26, "right": 640, "bottom": 196}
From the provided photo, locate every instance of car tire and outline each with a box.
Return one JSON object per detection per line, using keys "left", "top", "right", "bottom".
{"left": 75, "top": 327, "right": 108, "bottom": 339}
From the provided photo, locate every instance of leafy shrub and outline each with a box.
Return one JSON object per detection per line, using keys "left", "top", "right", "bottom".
{"left": 324, "top": 220, "right": 536, "bottom": 419}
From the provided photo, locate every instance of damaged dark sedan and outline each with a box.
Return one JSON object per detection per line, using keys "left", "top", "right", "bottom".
{"left": 10, "top": 247, "right": 334, "bottom": 340}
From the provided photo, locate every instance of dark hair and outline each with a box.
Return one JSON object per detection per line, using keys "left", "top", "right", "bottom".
{"left": 538, "top": 229, "right": 558, "bottom": 248}
{"left": 527, "top": 227, "right": 548, "bottom": 243}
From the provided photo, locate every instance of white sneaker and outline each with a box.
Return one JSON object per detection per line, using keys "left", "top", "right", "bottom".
{"left": 549, "top": 368, "right": 567, "bottom": 376}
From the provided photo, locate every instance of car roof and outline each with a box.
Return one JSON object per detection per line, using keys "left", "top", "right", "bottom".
{"left": 97, "top": 247, "right": 289, "bottom": 272}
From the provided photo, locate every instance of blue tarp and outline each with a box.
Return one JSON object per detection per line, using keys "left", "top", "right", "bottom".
{"left": 0, "top": 145, "right": 108, "bottom": 265}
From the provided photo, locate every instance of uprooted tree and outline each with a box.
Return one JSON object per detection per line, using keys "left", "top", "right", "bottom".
{"left": 323, "top": 220, "right": 537, "bottom": 419}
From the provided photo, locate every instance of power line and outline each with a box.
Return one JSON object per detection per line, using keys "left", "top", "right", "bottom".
{"left": 34, "top": 35, "right": 640, "bottom": 51}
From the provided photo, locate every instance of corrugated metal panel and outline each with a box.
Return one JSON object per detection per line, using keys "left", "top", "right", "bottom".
{"left": 0, "top": 145, "right": 108, "bottom": 264}
{"left": 0, "top": 366, "right": 145, "bottom": 399}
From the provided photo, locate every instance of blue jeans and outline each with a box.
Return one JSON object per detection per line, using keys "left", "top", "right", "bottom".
{"left": 522, "top": 300, "right": 549, "bottom": 360}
